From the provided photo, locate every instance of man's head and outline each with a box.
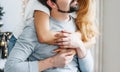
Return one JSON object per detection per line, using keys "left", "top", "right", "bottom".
{"left": 38, "top": 0, "right": 79, "bottom": 13}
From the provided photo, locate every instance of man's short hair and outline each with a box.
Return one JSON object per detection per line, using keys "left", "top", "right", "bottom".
{"left": 38, "top": 0, "right": 56, "bottom": 10}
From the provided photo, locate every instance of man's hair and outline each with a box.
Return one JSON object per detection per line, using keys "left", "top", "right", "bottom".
{"left": 38, "top": 0, "right": 56, "bottom": 10}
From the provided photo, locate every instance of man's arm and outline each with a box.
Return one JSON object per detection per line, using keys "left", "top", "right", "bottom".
{"left": 39, "top": 50, "right": 75, "bottom": 71}
{"left": 4, "top": 24, "right": 40, "bottom": 72}
{"left": 77, "top": 49, "right": 94, "bottom": 72}
{"left": 4, "top": 39, "right": 39, "bottom": 72}
{"left": 72, "top": 38, "right": 94, "bottom": 72}
{"left": 4, "top": 25, "right": 75, "bottom": 72}
{"left": 5, "top": 39, "right": 74, "bottom": 72}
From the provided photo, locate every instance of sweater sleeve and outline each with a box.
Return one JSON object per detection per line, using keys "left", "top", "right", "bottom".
{"left": 4, "top": 22, "right": 39, "bottom": 72}
{"left": 78, "top": 49, "right": 94, "bottom": 72}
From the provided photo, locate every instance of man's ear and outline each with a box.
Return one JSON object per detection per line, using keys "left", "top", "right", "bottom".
{"left": 47, "top": 0, "right": 56, "bottom": 8}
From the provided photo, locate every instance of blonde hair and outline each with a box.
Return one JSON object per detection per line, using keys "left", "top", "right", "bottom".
{"left": 76, "top": 0, "right": 98, "bottom": 42}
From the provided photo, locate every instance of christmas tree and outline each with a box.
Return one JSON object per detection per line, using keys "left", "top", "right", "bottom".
{"left": 0, "top": 6, "right": 4, "bottom": 20}
{"left": 0, "top": 6, "right": 4, "bottom": 27}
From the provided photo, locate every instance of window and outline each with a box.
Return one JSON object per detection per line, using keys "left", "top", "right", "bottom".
{"left": 92, "top": 0, "right": 103, "bottom": 72}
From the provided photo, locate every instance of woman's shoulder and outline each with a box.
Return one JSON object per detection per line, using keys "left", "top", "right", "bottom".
{"left": 24, "top": 0, "right": 50, "bottom": 21}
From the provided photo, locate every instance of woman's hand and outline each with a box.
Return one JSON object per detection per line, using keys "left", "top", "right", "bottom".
{"left": 54, "top": 30, "right": 87, "bottom": 59}
{"left": 55, "top": 30, "right": 82, "bottom": 49}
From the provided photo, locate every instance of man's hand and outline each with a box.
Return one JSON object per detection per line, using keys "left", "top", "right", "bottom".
{"left": 39, "top": 48, "right": 75, "bottom": 71}
{"left": 51, "top": 49, "right": 75, "bottom": 68}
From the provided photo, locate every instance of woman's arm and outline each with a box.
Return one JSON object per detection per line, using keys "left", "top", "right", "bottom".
{"left": 34, "top": 10, "right": 58, "bottom": 44}
{"left": 54, "top": 31, "right": 96, "bottom": 49}
{"left": 34, "top": 10, "right": 95, "bottom": 47}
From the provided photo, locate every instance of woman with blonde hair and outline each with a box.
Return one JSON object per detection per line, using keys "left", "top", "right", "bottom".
{"left": 76, "top": 0, "right": 98, "bottom": 42}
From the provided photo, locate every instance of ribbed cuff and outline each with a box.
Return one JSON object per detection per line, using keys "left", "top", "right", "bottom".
{"left": 78, "top": 50, "right": 93, "bottom": 72}
{"left": 29, "top": 61, "right": 39, "bottom": 72}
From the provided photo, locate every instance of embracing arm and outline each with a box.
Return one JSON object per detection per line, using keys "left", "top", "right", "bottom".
{"left": 34, "top": 10, "right": 58, "bottom": 44}
{"left": 34, "top": 11, "right": 96, "bottom": 46}
{"left": 4, "top": 24, "right": 40, "bottom": 72}
{"left": 5, "top": 37, "right": 74, "bottom": 72}
{"left": 4, "top": 33, "right": 53, "bottom": 72}
{"left": 4, "top": 26, "right": 52, "bottom": 72}
{"left": 5, "top": 39, "right": 73, "bottom": 72}
{"left": 77, "top": 49, "right": 94, "bottom": 72}
{"left": 4, "top": 39, "right": 39, "bottom": 72}
{"left": 4, "top": 40, "right": 55, "bottom": 72}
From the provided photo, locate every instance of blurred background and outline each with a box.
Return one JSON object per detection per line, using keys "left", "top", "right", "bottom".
{"left": 0, "top": 0, "right": 120, "bottom": 72}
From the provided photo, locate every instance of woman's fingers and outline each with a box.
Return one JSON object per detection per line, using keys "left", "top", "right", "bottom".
{"left": 59, "top": 45, "right": 71, "bottom": 49}
{"left": 56, "top": 40, "right": 72, "bottom": 48}
{"left": 55, "top": 31, "right": 71, "bottom": 38}
{"left": 57, "top": 42, "right": 70, "bottom": 46}
{"left": 55, "top": 37, "right": 71, "bottom": 42}
{"left": 61, "top": 30, "right": 71, "bottom": 34}
{"left": 54, "top": 31, "right": 72, "bottom": 45}
{"left": 55, "top": 31, "right": 82, "bottom": 49}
